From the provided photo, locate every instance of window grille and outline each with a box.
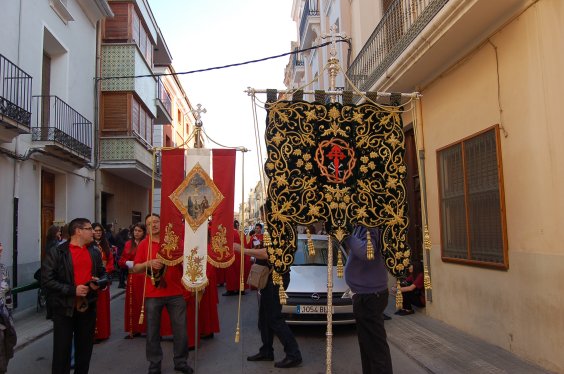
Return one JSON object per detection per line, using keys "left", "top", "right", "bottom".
{"left": 437, "top": 126, "right": 507, "bottom": 268}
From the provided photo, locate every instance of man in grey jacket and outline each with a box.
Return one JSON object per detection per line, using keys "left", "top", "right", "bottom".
{"left": 343, "top": 225, "right": 393, "bottom": 374}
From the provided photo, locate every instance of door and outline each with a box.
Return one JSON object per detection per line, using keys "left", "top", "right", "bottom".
{"left": 41, "top": 170, "right": 55, "bottom": 259}
{"left": 41, "top": 53, "right": 51, "bottom": 131}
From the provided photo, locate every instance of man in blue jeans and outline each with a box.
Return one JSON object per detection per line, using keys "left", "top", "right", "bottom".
{"left": 343, "top": 225, "right": 393, "bottom": 374}
{"left": 134, "top": 214, "right": 192, "bottom": 374}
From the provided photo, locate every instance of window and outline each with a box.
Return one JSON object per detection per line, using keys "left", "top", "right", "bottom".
{"left": 437, "top": 125, "right": 508, "bottom": 269}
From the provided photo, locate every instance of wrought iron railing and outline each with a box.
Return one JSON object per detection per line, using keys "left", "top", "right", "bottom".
{"left": 157, "top": 77, "right": 172, "bottom": 116}
{"left": 293, "top": 49, "right": 304, "bottom": 67}
{"left": 32, "top": 96, "right": 92, "bottom": 159}
{"left": 346, "top": 0, "right": 449, "bottom": 95}
{"left": 299, "top": 0, "right": 320, "bottom": 43}
{"left": 0, "top": 54, "right": 32, "bottom": 127}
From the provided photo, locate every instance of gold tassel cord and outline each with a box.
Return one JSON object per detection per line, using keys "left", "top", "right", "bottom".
{"left": 234, "top": 326, "right": 240, "bottom": 343}
{"left": 263, "top": 230, "right": 272, "bottom": 247}
{"left": 395, "top": 279, "right": 403, "bottom": 310}
{"left": 366, "top": 230, "right": 375, "bottom": 260}
{"left": 139, "top": 305, "right": 145, "bottom": 325}
{"left": 336, "top": 249, "right": 343, "bottom": 278}
{"left": 306, "top": 228, "right": 316, "bottom": 257}
{"left": 273, "top": 271, "right": 287, "bottom": 305}
{"left": 423, "top": 225, "right": 433, "bottom": 291}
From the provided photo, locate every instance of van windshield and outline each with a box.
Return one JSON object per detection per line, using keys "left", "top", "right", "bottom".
{"left": 293, "top": 237, "right": 346, "bottom": 266}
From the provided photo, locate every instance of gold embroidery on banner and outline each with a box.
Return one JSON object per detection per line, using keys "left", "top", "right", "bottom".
{"left": 265, "top": 101, "right": 411, "bottom": 277}
{"left": 211, "top": 224, "right": 230, "bottom": 260}
{"left": 185, "top": 247, "right": 205, "bottom": 283}
{"left": 161, "top": 223, "right": 179, "bottom": 259}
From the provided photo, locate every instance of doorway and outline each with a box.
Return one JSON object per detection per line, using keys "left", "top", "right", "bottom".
{"left": 41, "top": 170, "right": 55, "bottom": 259}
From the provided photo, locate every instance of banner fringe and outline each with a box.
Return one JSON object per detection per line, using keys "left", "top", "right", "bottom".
{"left": 207, "top": 254, "right": 236, "bottom": 269}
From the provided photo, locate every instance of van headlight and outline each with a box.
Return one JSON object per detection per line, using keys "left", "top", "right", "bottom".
{"left": 341, "top": 288, "right": 354, "bottom": 299}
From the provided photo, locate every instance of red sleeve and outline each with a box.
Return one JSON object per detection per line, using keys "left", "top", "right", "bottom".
{"left": 134, "top": 238, "right": 149, "bottom": 264}
{"left": 233, "top": 229, "right": 241, "bottom": 244}
{"left": 414, "top": 273, "right": 424, "bottom": 290}
{"left": 105, "top": 247, "right": 115, "bottom": 273}
{"left": 118, "top": 241, "right": 132, "bottom": 268}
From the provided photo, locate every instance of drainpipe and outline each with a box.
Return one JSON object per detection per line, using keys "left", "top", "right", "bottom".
{"left": 94, "top": 20, "right": 102, "bottom": 222}
{"left": 12, "top": 0, "right": 24, "bottom": 308}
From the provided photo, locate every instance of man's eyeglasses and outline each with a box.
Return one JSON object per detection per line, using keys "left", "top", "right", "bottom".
{"left": 80, "top": 227, "right": 93, "bottom": 231}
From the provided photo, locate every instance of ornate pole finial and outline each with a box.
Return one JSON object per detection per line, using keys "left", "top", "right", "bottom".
{"left": 320, "top": 25, "right": 347, "bottom": 103}
{"left": 190, "top": 103, "right": 207, "bottom": 148}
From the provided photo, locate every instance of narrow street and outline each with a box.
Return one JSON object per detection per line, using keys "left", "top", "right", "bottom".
{"left": 10, "top": 286, "right": 426, "bottom": 373}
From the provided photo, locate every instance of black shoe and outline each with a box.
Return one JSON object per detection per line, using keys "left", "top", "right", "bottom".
{"left": 222, "top": 290, "right": 238, "bottom": 296}
{"left": 174, "top": 364, "right": 194, "bottom": 374}
{"left": 274, "top": 357, "right": 303, "bottom": 368}
{"left": 383, "top": 313, "right": 392, "bottom": 320}
{"left": 201, "top": 333, "right": 214, "bottom": 340}
{"left": 247, "top": 352, "right": 274, "bottom": 361}
{"left": 397, "top": 309, "right": 415, "bottom": 316}
{"left": 148, "top": 361, "right": 161, "bottom": 374}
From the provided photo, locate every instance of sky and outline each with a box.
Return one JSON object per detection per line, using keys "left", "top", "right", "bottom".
{"left": 148, "top": 0, "right": 297, "bottom": 210}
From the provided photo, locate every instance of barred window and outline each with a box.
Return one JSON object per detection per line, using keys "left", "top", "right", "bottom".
{"left": 437, "top": 126, "right": 508, "bottom": 269}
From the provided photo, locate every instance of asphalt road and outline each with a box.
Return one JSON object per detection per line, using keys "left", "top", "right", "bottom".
{"left": 10, "top": 285, "right": 427, "bottom": 373}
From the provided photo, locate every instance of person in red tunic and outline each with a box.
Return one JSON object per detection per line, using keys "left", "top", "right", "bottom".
{"left": 118, "top": 223, "right": 147, "bottom": 338}
{"left": 199, "top": 253, "right": 220, "bottom": 339}
{"left": 92, "top": 223, "right": 114, "bottom": 342}
{"left": 133, "top": 214, "right": 192, "bottom": 374}
{"left": 223, "top": 220, "right": 251, "bottom": 296}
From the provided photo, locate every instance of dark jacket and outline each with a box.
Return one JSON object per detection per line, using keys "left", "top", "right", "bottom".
{"left": 41, "top": 241, "right": 106, "bottom": 318}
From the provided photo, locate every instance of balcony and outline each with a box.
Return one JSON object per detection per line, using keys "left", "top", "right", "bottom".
{"left": 99, "top": 134, "right": 160, "bottom": 188}
{"left": 0, "top": 54, "right": 32, "bottom": 142}
{"left": 155, "top": 77, "right": 172, "bottom": 125}
{"left": 31, "top": 95, "right": 92, "bottom": 164}
{"left": 299, "top": 0, "right": 320, "bottom": 49}
{"left": 346, "top": 0, "right": 530, "bottom": 96}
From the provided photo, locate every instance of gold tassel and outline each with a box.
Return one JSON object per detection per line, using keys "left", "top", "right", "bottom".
{"left": 273, "top": 271, "right": 287, "bottom": 305}
{"left": 306, "top": 228, "right": 315, "bottom": 257}
{"left": 337, "top": 250, "right": 344, "bottom": 278}
{"left": 139, "top": 305, "right": 145, "bottom": 325}
{"left": 423, "top": 225, "right": 432, "bottom": 251}
{"left": 263, "top": 230, "right": 272, "bottom": 247}
{"left": 424, "top": 265, "right": 432, "bottom": 291}
{"left": 395, "top": 279, "right": 403, "bottom": 310}
{"left": 234, "top": 326, "right": 240, "bottom": 343}
{"left": 366, "top": 230, "right": 375, "bottom": 260}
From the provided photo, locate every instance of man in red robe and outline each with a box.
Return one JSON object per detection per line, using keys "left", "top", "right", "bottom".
{"left": 223, "top": 220, "right": 250, "bottom": 296}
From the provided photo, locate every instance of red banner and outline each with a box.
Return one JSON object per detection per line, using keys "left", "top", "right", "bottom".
{"left": 158, "top": 149, "right": 185, "bottom": 265}
{"left": 208, "top": 149, "right": 236, "bottom": 268}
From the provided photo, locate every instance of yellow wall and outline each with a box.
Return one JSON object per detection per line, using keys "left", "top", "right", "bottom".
{"left": 421, "top": 2, "right": 564, "bottom": 371}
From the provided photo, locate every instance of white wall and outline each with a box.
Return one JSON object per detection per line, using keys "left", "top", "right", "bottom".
{"left": 0, "top": 0, "right": 99, "bottom": 309}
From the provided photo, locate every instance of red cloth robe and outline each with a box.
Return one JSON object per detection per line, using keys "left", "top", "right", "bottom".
{"left": 118, "top": 240, "right": 146, "bottom": 335}
{"left": 199, "top": 252, "right": 220, "bottom": 337}
{"left": 95, "top": 245, "right": 114, "bottom": 340}
{"left": 225, "top": 229, "right": 251, "bottom": 292}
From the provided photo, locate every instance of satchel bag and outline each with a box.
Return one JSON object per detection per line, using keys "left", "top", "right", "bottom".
{"left": 247, "top": 263, "right": 270, "bottom": 289}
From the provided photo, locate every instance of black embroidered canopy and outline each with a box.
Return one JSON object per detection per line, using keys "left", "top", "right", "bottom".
{"left": 264, "top": 99, "right": 411, "bottom": 277}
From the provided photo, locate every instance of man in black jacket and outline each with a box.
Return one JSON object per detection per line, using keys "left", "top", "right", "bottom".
{"left": 41, "top": 218, "right": 107, "bottom": 374}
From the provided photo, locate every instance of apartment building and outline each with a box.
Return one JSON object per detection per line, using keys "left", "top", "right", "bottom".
{"left": 287, "top": 0, "right": 563, "bottom": 371}
{"left": 0, "top": 0, "right": 113, "bottom": 308}
{"left": 98, "top": 0, "right": 193, "bottom": 227}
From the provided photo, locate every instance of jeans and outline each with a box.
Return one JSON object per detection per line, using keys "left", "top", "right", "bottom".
{"left": 352, "top": 291, "right": 393, "bottom": 374}
{"left": 51, "top": 307, "right": 96, "bottom": 374}
{"left": 258, "top": 272, "right": 301, "bottom": 360}
{"left": 145, "top": 295, "right": 188, "bottom": 368}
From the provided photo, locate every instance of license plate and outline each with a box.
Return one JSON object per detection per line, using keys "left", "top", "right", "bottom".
{"left": 296, "top": 305, "right": 334, "bottom": 314}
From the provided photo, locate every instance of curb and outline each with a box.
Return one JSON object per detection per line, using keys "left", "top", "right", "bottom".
{"left": 14, "top": 288, "right": 126, "bottom": 352}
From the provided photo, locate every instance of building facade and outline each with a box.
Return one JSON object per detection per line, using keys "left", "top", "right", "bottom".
{"left": 0, "top": 0, "right": 112, "bottom": 308}
{"left": 98, "top": 0, "right": 193, "bottom": 228}
{"left": 287, "top": 0, "right": 562, "bottom": 371}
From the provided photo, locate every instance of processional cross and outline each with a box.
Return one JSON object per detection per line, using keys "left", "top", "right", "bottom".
{"left": 190, "top": 103, "right": 207, "bottom": 148}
